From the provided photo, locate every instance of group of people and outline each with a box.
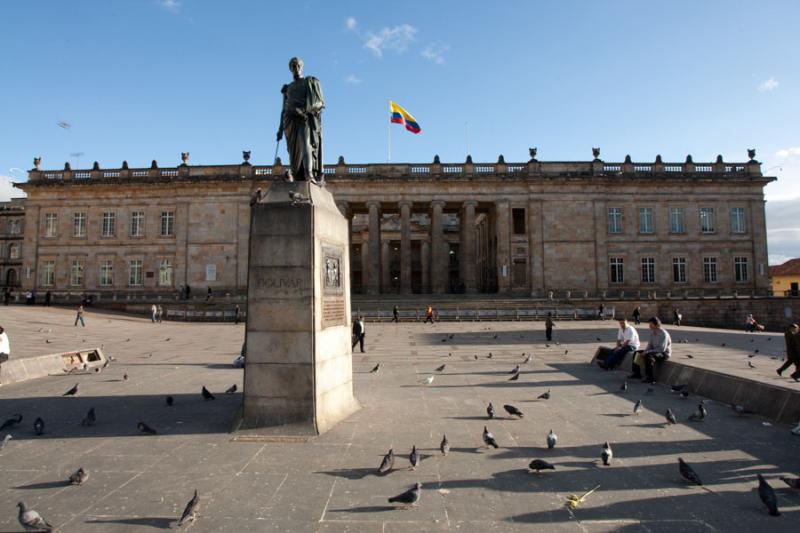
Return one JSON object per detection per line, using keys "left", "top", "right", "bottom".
{"left": 593, "top": 316, "right": 672, "bottom": 384}
{"left": 150, "top": 304, "right": 165, "bottom": 323}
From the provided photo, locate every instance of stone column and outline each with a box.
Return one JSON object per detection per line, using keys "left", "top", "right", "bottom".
{"left": 495, "top": 200, "right": 511, "bottom": 293}
{"left": 430, "top": 200, "right": 446, "bottom": 293}
{"left": 366, "top": 201, "right": 381, "bottom": 295}
{"left": 399, "top": 201, "right": 412, "bottom": 294}
{"left": 381, "top": 241, "right": 391, "bottom": 293}
{"left": 461, "top": 201, "right": 478, "bottom": 293}
{"left": 421, "top": 240, "right": 430, "bottom": 293}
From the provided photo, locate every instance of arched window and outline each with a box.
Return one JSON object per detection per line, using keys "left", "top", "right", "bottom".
{"left": 6, "top": 269, "right": 17, "bottom": 286}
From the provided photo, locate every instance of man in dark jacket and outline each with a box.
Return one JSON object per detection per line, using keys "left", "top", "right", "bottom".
{"left": 352, "top": 316, "right": 366, "bottom": 353}
{"left": 777, "top": 323, "right": 800, "bottom": 381}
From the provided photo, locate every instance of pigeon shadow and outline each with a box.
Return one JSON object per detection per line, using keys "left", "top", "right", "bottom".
{"left": 327, "top": 505, "right": 397, "bottom": 514}
{"left": 86, "top": 517, "right": 174, "bottom": 529}
{"left": 15, "top": 480, "right": 69, "bottom": 490}
{"left": 316, "top": 467, "right": 377, "bottom": 480}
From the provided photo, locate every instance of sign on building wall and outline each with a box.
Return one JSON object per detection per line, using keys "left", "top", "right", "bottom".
{"left": 206, "top": 264, "right": 217, "bottom": 282}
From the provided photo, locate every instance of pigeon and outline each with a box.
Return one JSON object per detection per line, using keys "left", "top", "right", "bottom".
{"left": 537, "top": 390, "right": 551, "bottom": 400}
{"left": 33, "top": 417, "right": 44, "bottom": 435}
{"left": 225, "top": 384, "right": 237, "bottom": 394}
{"left": 748, "top": 361, "right": 756, "bottom": 369}
{"left": 755, "top": 349, "right": 760, "bottom": 354}
{"left": 522, "top": 354, "right": 532, "bottom": 364}
{"left": 79, "top": 407, "right": 96, "bottom": 427}
{"left": 483, "top": 426, "right": 499, "bottom": 449}
{"left": 671, "top": 384, "right": 687, "bottom": 393}
{"left": 440, "top": 435, "right": 450, "bottom": 456}
{"left": 680, "top": 391, "right": 689, "bottom": 399}
{"left": 177, "top": 490, "right": 200, "bottom": 526}
{"left": 473, "top": 355, "right": 478, "bottom": 360}
{"left": 721, "top": 343, "right": 726, "bottom": 347}
{"left": 487, "top": 403, "right": 495, "bottom": 419}
{"left": 17, "top": 502, "right": 53, "bottom": 532}
{"left": 546, "top": 429, "right": 557, "bottom": 449}
{"left": 63, "top": 383, "right": 79, "bottom": 396}
{"left": 137, "top": 421, "right": 157, "bottom": 435}
{"left": 422, "top": 376, "right": 434, "bottom": 385}
{"left": 0, "top": 414, "right": 22, "bottom": 431}
{"left": 504, "top": 404, "right": 524, "bottom": 418}
{"left": 528, "top": 459, "right": 555, "bottom": 473}
{"left": 509, "top": 365, "right": 520, "bottom": 374}
{"left": 166, "top": 396, "right": 174, "bottom": 407}
{"left": 633, "top": 399, "right": 643, "bottom": 415}
{"left": 596, "top": 337, "right": 602, "bottom": 341}
{"left": 601, "top": 442, "right": 613, "bottom": 466}
{"left": 487, "top": 352, "right": 493, "bottom": 359}
{"left": 435, "top": 364, "right": 446, "bottom": 372}
{"left": 564, "top": 349, "right": 569, "bottom": 355}
{"left": 665, "top": 409, "right": 677, "bottom": 425}
{"left": 69, "top": 467, "right": 88, "bottom": 485}
{"left": 780, "top": 476, "right": 800, "bottom": 489}
{"left": 377, "top": 448, "right": 395, "bottom": 475}
{"left": 448, "top": 334, "right": 454, "bottom": 340}
{"left": 508, "top": 372, "right": 520, "bottom": 381}
{"left": 748, "top": 353, "right": 756, "bottom": 358}
{"left": 678, "top": 458, "right": 702, "bottom": 485}
{"left": 493, "top": 334, "right": 498, "bottom": 339}
{"left": 123, "top": 373, "right": 129, "bottom": 381}
{"left": 686, "top": 354, "right": 694, "bottom": 359}
{"left": 370, "top": 364, "right": 380, "bottom": 373}
{"left": 201, "top": 386, "right": 215, "bottom": 400}
{"left": 757, "top": 474, "right": 780, "bottom": 516}
{"left": 0, "top": 434, "right": 12, "bottom": 450}
{"left": 688, "top": 403, "right": 707, "bottom": 422}
{"left": 620, "top": 381, "right": 628, "bottom": 392}
{"left": 409, "top": 445, "right": 419, "bottom": 470}
{"left": 388, "top": 482, "right": 422, "bottom": 509}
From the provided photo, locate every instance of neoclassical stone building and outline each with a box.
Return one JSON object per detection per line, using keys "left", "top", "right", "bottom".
{"left": 0, "top": 199, "right": 25, "bottom": 290}
{"left": 15, "top": 151, "right": 774, "bottom": 298}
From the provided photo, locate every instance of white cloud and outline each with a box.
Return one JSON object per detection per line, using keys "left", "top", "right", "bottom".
{"left": 345, "top": 16, "right": 357, "bottom": 31}
{"left": 364, "top": 24, "right": 417, "bottom": 58}
{"left": 0, "top": 175, "right": 25, "bottom": 202}
{"left": 766, "top": 199, "right": 800, "bottom": 264}
{"left": 344, "top": 74, "right": 363, "bottom": 84}
{"left": 421, "top": 42, "right": 449, "bottom": 65}
{"left": 758, "top": 77, "right": 779, "bottom": 92}
{"left": 159, "top": 0, "right": 180, "bottom": 13}
{"left": 775, "top": 147, "right": 800, "bottom": 157}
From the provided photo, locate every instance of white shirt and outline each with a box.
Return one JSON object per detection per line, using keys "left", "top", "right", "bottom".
{"left": 617, "top": 325, "right": 640, "bottom": 350}
{"left": 0, "top": 332, "right": 9, "bottom": 355}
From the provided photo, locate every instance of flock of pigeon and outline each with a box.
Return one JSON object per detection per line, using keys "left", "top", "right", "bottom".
{"left": 0, "top": 347, "right": 239, "bottom": 531}
{"left": 371, "top": 331, "right": 800, "bottom": 518}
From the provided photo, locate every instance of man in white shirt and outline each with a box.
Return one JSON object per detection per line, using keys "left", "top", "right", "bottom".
{"left": 0, "top": 325, "right": 10, "bottom": 383}
{"left": 600, "top": 318, "right": 640, "bottom": 370}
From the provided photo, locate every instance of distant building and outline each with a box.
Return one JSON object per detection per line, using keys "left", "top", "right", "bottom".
{"left": 770, "top": 258, "right": 800, "bottom": 297}
{"left": 0, "top": 199, "right": 25, "bottom": 290}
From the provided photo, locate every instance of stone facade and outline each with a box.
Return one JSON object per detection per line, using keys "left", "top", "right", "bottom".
{"left": 14, "top": 153, "right": 775, "bottom": 298}
{"left": 0, "top": 199, "right": 25, "bottom": 289}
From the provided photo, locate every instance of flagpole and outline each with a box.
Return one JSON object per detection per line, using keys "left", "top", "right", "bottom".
{"left": 387, "top": 99, "right": 392, "bottom": 163}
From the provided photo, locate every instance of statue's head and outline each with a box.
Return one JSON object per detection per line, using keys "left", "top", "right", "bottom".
{"left": 289, "top": 57, "right": 304, "bottom": 79}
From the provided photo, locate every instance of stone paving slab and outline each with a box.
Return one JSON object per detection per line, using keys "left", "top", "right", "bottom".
{"left": 0, "top": 307, "right": 798, "bottom": 531}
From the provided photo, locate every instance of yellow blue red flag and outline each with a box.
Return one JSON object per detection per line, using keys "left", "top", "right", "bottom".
{"left": 389, "top": 101, "right": 421, "bottom": 134}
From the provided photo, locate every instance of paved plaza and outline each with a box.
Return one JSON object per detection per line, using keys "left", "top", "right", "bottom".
{"left": 0, "top": 306, "right": 798, "bottom": 532}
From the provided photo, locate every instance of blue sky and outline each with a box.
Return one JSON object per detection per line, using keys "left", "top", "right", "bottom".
{"left": 1, "top": 0, "right": 798, "bottom": 261}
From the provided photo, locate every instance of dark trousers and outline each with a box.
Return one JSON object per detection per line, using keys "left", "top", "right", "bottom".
{"left": 602, "top": 345, "right": 634, "bottom": 369}
{"left": 777, "top": 357, "right": 800, "bottom": 379}
{"left": 392, "top": 315, "right": 399, "bottom": 323}
{"left": 632, "top": 351, "right": 668, "bottom": 381}
{"left": 74, "top": 315, "right": 85, "bottom": 327}
{"left": 545, "top": 327, "right": 553, "bottom": 341}
{"left": 352, "top": 334, "right": 365, "bottom": 353}
{"left": 633, "top": 315, "right": 640, "bottom": 325}
{"left": 424, "top": 316, "right": 434, "bottom": 324}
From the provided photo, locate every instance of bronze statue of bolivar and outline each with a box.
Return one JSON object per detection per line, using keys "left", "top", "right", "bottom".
{"left": 276, "top": 57, "right": 324, "bottom": 183}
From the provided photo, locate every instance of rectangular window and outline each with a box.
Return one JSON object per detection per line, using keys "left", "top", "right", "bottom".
{"left": 160, "top": 211, "right": 175, "bottom": 237}
{"left": 672, "top": 257, "right": 687, "bottom": 283}
{"left": 641, "top": 257, "right": 655, "bottom": 283}
{"left": 609, "top": 257, "right": 624, "bottom": 284}
{"left": 8, "top": 220, "right": 21, "bottom": 235}
{"left": 730, "top": 207, "right": 746, "bottom": 234}
{"left": 101, "top": 212, "right": 116, "bottom": 237}
{"left": 669, "top": 207, "right": 685, "bottom": 233}
{"left": 44, "top": 213, "right": 58, "bottom": 238}
{"left": 99, "top": 260, "right": 114, "bottom": 287}
{"left": 639, "top": 208, "right": 654, "bottom": 234}
{"left": 70, "top": 260, "right": 84, "bottom": 287}
{"left": 700, "top": 207, "right": 715, "bottom": 233}
{"left": 607, "top": 207, "right": 623, "bottom": 234}
{"left": 703, "top": 257, "right": 718, "bottom": 283}
{"left": 734, "top": 256, "right": 749, "bottom": 282}
{"left": 511, "top": 208, "right": 526, "bottom": 235}
{"left": 130, "top": 211, "right": 145, "bottom": 237}
{"left": 128, "top": 259, "right": 143, "bottom": 286}
{"left": 9, "top": 244, "right": 20, "bottom": 260}
{"left": 73, "top": 212, "right": 87, "bottom": 238}
{"left": 159, "top": 259, "right": 173, "bottom": 287}
{"left": 41, "top": 260, "right": 55, "bottom": 287}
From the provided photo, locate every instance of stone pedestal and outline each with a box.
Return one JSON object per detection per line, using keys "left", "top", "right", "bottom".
{"left": 242, "top": 181, "right": 359, "bottom": 435}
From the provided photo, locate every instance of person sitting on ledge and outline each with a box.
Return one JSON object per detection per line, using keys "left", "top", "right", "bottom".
{"left": 629, "top": 316, "right": 672, "bottom": 384}
{"left": 595, "top": 318, "right": 640, "bottom": 370}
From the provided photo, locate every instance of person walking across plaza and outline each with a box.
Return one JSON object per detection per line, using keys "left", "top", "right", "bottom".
{"left": 598, "top": 318, "right": 640, "bottom": 370}
{"left": 0, "top": 325, "right": 9, "bottom": 384}
{"left": 424, "top": 305, "right": 434, "bottom": 324}
{"left": 673, "top": 308, "right": 682, "bottom": 327}
{"left": 234, "top": 304, "right": 241, "bottom": 325}
{"left": 632, "top": 306, "right": 641, "bottom": 325}
{"left": 352, "top": 316, "right": 366, "bottom": 353}
{"left": 629, "top": 316, "right": 672, "bottom": 384}
{"left": 156, "top": 304, "right": 164, "bottom": 323}
{"left": 777, "top": 323, "right": 800, "bottom": 381}
{"left": 392, "top": 305, "right": 400, "bottom": 323}
{"left": 597, "top": 303, "right": 605, "bottom": 320}
{"left": 545, "top": 312, "right": 555, "bottom": 342}
{"left": 74, "top": 305, "right": 86, "bottom": 327}
{"left": 151, "top": 304, "right": 158, "bottom": 323}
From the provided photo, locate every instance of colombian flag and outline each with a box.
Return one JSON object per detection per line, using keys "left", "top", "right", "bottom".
{"left": 390, "top": 100, "right": 421, "bottom": 134}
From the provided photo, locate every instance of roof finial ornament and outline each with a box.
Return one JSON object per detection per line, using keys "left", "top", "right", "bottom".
{"left": 747, "top": 148, "right": 756, "bottom": 161}
{"left": 181, "top": 152, "right": 189, "bottom": 166}
{"left": 528, "top": 147, "right": 537, "bottom": 162}
{"left": 592, "top": 147, "right": 601, "bottom": 160}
